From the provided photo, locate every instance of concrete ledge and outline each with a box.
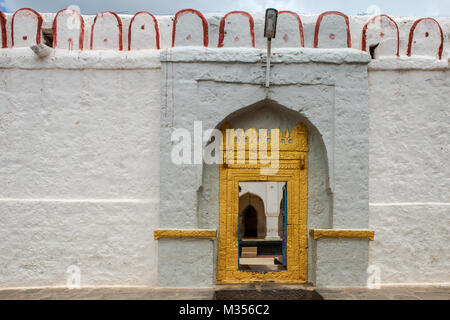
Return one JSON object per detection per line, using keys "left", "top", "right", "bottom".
{"left": 160, "top": 47, "right": 371, "bottom": 64}
{"left": 0, "top": 286, "right": 214, "bottom": 300}
{"left": 309, "top": 229, "right": 374, "bottom": 240}
{"left": 0, "top": 48, "right": 161, "bottom": 69}
{"left": 369, "top": 57, "right": 449, "bottom": 70}
{"left": 154, "top": 229, "right": 217, "bottom": 240}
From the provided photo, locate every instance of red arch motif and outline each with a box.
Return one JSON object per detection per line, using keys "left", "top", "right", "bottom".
{"left": 278, "top": 11, "right": 305, "bottom": 48}
{"left": 90, "top": 11, "right": 123, "bottom": 51}
{"left": 172, "top": 9, "right": 208, "bottom": 47}
{"left": 129, "top": 11, "right": 160, "bottom": 50}
{"left": 362, "top": 14, "right": 399, "bottom": 57}
{"left": 407, "top": 18, "right": 444, "bottom": 60}
{"left": 11, "top": 8, "right": 43, "bottom": 47}
{"left": 218, "top": 11, "right": 255, "bottom": 48}
{"left": 314, "top": 11, "right": 351, "bottom": 48}
{"left": 52, "top": 8, "right": 85, "bottom": 50}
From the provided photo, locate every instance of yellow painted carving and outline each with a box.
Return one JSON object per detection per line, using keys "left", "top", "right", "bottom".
{"left": 154, "top": 229, "right": 217, "bottom": 240}
{"left": 309, "top": 229, "right": 375, "bottom": 241}
{"left": 218, "top": 123, "right": 309, "bottom": 284}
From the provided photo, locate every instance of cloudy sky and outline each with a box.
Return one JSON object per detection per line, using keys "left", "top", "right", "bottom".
{"left": 0, "top": 0, "right": 448, "bottom": 16}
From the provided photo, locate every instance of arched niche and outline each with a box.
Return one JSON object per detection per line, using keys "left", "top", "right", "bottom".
{"left": 197, "top": 100, "right": 331, "bottom": 282}
{"left": 158, "top": 47, "right": 370, "bottom": 287}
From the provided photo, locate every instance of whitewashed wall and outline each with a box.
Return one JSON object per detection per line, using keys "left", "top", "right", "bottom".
{"left": 368, "top": 69, "right": 449, "bottom": 285}
{"left": 0, "top": 53, "right": 161, "bottom": 288}
{"left": 0, "top": 8, "right": 448, "bottom": 288}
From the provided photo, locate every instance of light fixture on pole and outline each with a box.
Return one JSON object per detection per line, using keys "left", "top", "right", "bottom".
{"left": 264, "top": 8, "right": 278, "bottom": 88}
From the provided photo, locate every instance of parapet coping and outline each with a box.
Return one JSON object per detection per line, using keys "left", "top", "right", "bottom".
{"left": 160, "top": 47, "right": 371, "bottom": 64}
{"left": 0, "top": 47, "right": 447, "bottom": 70}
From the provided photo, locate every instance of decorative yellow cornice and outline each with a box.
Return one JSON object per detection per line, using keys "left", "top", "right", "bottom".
{"left": 220, "top": 123, "right": 309, "bottom": 157}
{"left": 309, "top": 229, "right": 375, "bottom": 241}
{"left": 154, "top": 229, "right": 217, "bottom": 240}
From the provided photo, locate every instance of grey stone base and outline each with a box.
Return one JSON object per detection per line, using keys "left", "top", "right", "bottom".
{"left": 157, "top": 238, "right": 215, "bottom": 288}
{"left": 312, "top": 238, "right": 370, "bottom": 287}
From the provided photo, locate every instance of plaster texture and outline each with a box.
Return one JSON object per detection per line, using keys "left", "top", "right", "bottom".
{"left": 314, "top": 238, "right": 370, "bottom": 287}
{"left": 368, "top": 69, "right": 450, "bottom": 285}
{"left": 0, "top": 53, "right": 161, "bottom": 287}
{"left": 159, "top": 47, "right": 370, "bottom": 286}
{"left": 0, "top": 8, "right": 448, "bottom": 289}
{"left": 0, "top": 200, "right": 158, "bottom": 287}
{"left": 158, "top": 239, "right": 214, "bottom": 288}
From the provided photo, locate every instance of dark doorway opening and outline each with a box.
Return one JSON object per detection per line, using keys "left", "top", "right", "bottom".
{"left": 243, "top": 206, "right": 258, "bottom": 238}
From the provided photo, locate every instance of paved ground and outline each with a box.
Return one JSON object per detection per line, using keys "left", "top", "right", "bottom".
{"left": 0, "top": 287, "right": 214, "bottom": 300}
{"left": 0, "top": 285, "right": 447, "bottom": 300}
{"left": 214, "top": 284, "right": 322, "bottom": 300}
{"left": 316, "top": 286, "right": 450, "bottom": 300}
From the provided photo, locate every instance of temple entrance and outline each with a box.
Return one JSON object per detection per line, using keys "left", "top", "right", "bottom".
{"left": 217, "top": 122, "right": 309, "bottom": 283}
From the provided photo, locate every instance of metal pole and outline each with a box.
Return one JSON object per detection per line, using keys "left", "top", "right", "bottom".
{"left": 265, "top": 38, "right": 271, "bottom": 88}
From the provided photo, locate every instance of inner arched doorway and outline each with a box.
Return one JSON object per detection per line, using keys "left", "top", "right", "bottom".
{"left": 242, "top": 205, "right": 258, "bottom": 238}
{"left": 238, "top": 192, "right": 266, "bottom": 239}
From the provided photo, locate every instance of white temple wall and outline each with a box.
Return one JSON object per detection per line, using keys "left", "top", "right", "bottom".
{"left": 368, "top": 69, "right": 449, "bottom": 285}
{"left": 0, "top": 8, "right": 448, "bottom": 288}
{"left": 0, "top": 56, "right": 162, "bottom": 288}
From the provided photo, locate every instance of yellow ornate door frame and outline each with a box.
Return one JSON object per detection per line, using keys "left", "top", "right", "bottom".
{"left": 217, "top": 123, "right": 309, "bottom": 283}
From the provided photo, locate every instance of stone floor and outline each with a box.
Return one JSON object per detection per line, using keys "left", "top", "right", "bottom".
{"left": 315, "top": 286, "right": 450, "bottom": 300}
{"left": 0, "top": 287, "right": 214, "bottom": 300}
{"left": 0, "top": 285, "right": 448, "bottom": 300}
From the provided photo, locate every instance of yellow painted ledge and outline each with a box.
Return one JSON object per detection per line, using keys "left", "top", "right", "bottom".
{"left": 154, "top": 229, "right": 217, "bottom": 240}
{"left": 309, "top": 229, "right": 375, "bottom": 241}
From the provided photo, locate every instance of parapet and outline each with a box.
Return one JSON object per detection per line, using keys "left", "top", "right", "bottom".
{"left": 0, "top": 8, "right": 448, "bottom": 60}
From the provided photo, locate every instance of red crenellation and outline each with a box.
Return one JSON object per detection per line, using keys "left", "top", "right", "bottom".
{"left": 218, "top": 11, "right": 255, "bottom": 48}
{"left": 362, "top": 14, "right": 399, "bottom": 57}
{"left": 129, "top": 11, "right": 160, "bottom": 50}
{"left": 314, "top": 11, "right": 351, "bottom": 48}
{"left": 407, "top": 17, "right": 444, "bottom": 60}
{"left": 11, "top": 8, "right": 43, "bottom": 47}
{"left": 52, "top": 8, "right": 85, "bottom": 50}
{"left": 90, "top": 11, "right": 123, "bottom": 51}
{"left": 172, "top": 9, "right": 209, "bottom": 47}
{"left": 278, "top": 11, "right": 305, "bottom": 48}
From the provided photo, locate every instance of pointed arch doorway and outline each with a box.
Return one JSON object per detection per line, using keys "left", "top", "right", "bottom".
{"left": 217, "top": 122, "right": 309, "bottom": 284}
